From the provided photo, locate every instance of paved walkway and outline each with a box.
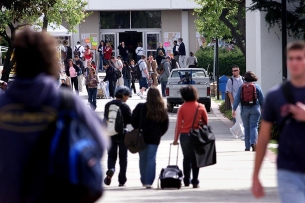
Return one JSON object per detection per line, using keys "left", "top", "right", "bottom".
{"left": 79, "top": 89, "right": 279, "bottom": 203}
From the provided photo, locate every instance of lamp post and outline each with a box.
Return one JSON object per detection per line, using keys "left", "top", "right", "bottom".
{"left": 216, "top": 38, "right": 220, "bottom": 100}
{"left": 282, "top": 0, "right": 287, "bottom": 81}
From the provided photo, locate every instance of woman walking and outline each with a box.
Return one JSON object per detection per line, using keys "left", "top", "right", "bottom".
{"left": 122, "top": 61, "right": 132, "bottom": 96}
{"left": 84, "top": 45, "right": 92, "bottom": 68}
{"left": 131, "top": 87, "right": 169, "bottom": 189}
{"left": 104, "top": 43, "right": 113, "bottom": 63}
{"left": 173, "top": 85, "right": 208, "bottom": 188}
{"left": 98, "top": 40, "right": 105, "bottom": 72}
{"left": 130, "top": 60, "right": 137, "bottom": 95}
{"left": 186, "top": 52, "right": 198, "bottom": 68}
{"left": 85, "top": 67, "right": 99, "bottom": 110}
{"left": 65, "top": 59, "right": 80, "bottom": 95}
{"left": 232, "top": 71, "right": 264, "bottom": 151}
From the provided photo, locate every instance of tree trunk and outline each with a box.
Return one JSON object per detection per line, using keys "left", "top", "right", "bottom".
{"left": 42, "top": 15, "right": 48, "bottom": 32}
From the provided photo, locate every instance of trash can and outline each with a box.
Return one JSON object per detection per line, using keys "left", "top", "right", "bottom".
{"left": 219, "top": 75, "right": 228, "bottom": 100}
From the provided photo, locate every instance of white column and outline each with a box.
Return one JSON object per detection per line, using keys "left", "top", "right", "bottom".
{"left": 181, "top": 10, "right": 189, "bottom": 57}
{"left": 72, "top": 25, "right": 80, "bottom": 48}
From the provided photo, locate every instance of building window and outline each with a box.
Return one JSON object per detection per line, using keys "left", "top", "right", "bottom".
{"left": 100, "top": 11, "right": 130, "bottom": 29}
{"left": 131, "top": 11, "right": 161, "bottom": 28}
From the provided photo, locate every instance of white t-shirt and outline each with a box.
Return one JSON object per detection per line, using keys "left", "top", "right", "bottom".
{"left": 135, "top": 47, "right": 145, "bottom": 56}
{"left": 75, "top": 45, "right": 85, "bottom": 57}
{"left": 139, "top": 60, "right": 147, "bottom": 78}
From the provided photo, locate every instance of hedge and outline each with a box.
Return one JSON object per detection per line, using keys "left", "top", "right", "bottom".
{"left": 196, "top": 47, "right": 246, "bottom": 76}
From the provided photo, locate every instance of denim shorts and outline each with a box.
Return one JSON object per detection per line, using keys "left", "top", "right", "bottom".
{"left": 139, "top": 77, "right": 148, "bottom": 89}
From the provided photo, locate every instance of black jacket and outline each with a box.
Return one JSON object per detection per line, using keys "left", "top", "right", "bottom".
{"left": 103, "top": 65, "right": 117, "bottom": 82}
{"left": 173, "top": 45, "right": 179, "bottom": 56}
{"left": 117, "top": 45, "right": 128, "bottom": 57}
{"left": 75, "top": 60, "right": 84, "bottom": 74}
{"left": 65, "top": 64, "right": 80, "bottom": 77}
{"left": 178, "top": 42, "right": 186, "bottom": 55}
{"left": 156, "top": 55, "right": 166, "bottom": 66}
{"left": 122, "top": 65, "right": 131, "bottom": 80}
{"left": 131, "top": 103, "right": 169, "bottom": 145}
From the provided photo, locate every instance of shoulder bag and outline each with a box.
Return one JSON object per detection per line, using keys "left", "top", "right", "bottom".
{"left": 124, "top": 104, "right": 146, "bottom": 153}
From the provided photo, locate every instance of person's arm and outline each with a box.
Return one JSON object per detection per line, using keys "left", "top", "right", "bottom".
{"left": 131, "top": 104, "right": 140, "bottom": 129}
{"left": 121, "top": 104, "right": 132, "bottom": 125}
{"left": 201, "top": 105, "right": 208, "bottom": 125}
{"left": 252, "top": 120, "right": 272, "bottom": 198}
{"left": 232, "top": 86, "right": 242, "bottom": 117}
{"left": 160, "top": 115, "right": 169, "bottom": 136}
{"left": 257, "top": 86, "right": 265, "bottom": 108}
{"left": 173, "top": 107, "right": 183, "bottom": 144}
{"left": 225, "top": 79, "right": 234, "bottom": 105}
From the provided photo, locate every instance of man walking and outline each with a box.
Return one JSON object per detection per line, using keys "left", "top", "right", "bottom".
{"left": 226, "top": 65, "right": 244, "bottom": 139}
{"left": 146, "top": 55, "right": 158, "bottom": 87}
{"left": 173, "top": 40, "right": 179, "bottom": 62}
{"left": 75, "top": 55, "right": 85, "bottom": 92}
{"left": 111, "top": 56, "right": 123, "bottom": 87}
{"left": 252, "top": 42, "right": 305, "bottom": 203}
{"left": 117, "top": 42, "right": 128, "bottom": 62}
{"left": 160, "top": 56, "right": 171, "bottom": 97}
{"left": 137, "top": 55, "right": 149, "bottom": 99}
{"left": 178, "top": 38, "right": 186, "bottom": 68}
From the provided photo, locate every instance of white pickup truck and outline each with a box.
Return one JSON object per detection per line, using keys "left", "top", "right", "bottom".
{"left": 166, "top": 68, "right": 211, "bottom": 112}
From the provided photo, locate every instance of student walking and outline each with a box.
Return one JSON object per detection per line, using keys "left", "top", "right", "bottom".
{"left": 226, "top": 65, "right": 245, "bottom": 139}
{"left": 130, "top": 60, "right": 137, "bottom": 94}
{"left": 103, "top": 62, "right": 117, "bottom": 98}
{"left": 146, "top": 55, "right": 158, "bottom": 87}
{"left": 252, "top": 42, "right": 305, "bottom": 203}
{"left": 131, "top": 87, "right": 169, "bottom": 189}
{"left": 122, "top": 61, "right": 132, "bottom": 95}
{"left": 103, "top": 87, "right": 132, "bottom": 187}
{"left": 159, "top": 56, "right": 171, "bottom": 97}
{"left": 173, "top": 40, "right": 179, "bottom": 62}
{"left": 118, "top": 42, "right": 129, "bottom": 62}
{"left": 85, "top": 67, "right": 99, "bottom": 110}
{"left": 173, "top": 85, "right": 208, "bottom": 188}
{"left": 137, "top": 55, "right": 149, "bottom": 99}
{"left": 178, "top": 38, "right": 186, "bottom": 68}
{"left": 104, "top": 43, "right": 113, "bottom": 62}
{"left": 232, "top": 71, "right": 264, "bottom": 151}
{"left": 186, "top": 52, "right": 197, "bottom": 68}
{"left": 65, "top": 59, "right": 80, "bottom": 95}
{"left": 135, "top": 42, "right": 145, "bottom": 62}
{"left": 98, "top": 40, "right": 105, "bottom": 72}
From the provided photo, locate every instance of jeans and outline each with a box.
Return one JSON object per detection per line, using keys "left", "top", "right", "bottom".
{"left": 88, "top": 88, "right": 97, "bottom": 110}
{"left": 124, "top": 79, "right": 131, "bottom": 92}
{"left": 108, "top": 80, "right": 116, "bottom": 98}
{"left": 231, "top": 105, "right": 244, "bottom": 137}
{"left": 278, "top": 169, "right": 305, "bottom": 203}
{"left": 241, "top": 105, "right": 261, "bottom": 150}
{"left": 161, "top": 78, "right": 167, "bottom": 97}
{"left": 121, "top": 55, "right": 128, "bottom": 63}
{"left": 107, "top": 136, "right": 128, "bottom": 185}
{"left": 99, "top": 55, "right": 104, "bottom": 71}
{"left": 104, "top": 81, "right": 110, "bottom": 98}
{"left": 139, "top": 144, "right": 159, "bottom": 185}
{"left": 180, "top": 133, "right": 199, "bottom": 185}
{"left": 131, "top": 79, "right": 136, "bottom": 94}
{"left": 70, "top": 77, "right": 79, "bottom": 95}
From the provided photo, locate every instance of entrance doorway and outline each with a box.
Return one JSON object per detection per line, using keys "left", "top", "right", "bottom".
{"left": 119, "top": 32, "right": 142, "bottom": 62}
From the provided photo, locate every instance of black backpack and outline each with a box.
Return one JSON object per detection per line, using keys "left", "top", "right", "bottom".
{"left": 74, "top": 46, "right": 81, "bottom": 57}
{"left": 110, "top": 61, "right": 122, "bottom": 79}
{"left": 66, "top": 46, "right": 72, "bottom": 59}
{"left": 133, "top": 61, "right": 143, "bottom": 80}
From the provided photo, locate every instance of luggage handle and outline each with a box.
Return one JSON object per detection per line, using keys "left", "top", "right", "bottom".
{"left": 168, "top": 143, "right": 179, "bottom": 166}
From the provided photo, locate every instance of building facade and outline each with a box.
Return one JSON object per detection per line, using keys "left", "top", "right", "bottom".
{"left": 71, "top": 0, "right": 200, "bottom": 62}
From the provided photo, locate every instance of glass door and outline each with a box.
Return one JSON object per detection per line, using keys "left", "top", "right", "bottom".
{"left": 101, "top": 33, "right": 116, "bottom": 57}
{"left": 145, "top": 32, "right": 160, "bottom": 59}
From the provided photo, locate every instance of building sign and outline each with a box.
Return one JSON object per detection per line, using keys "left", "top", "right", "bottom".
{"left": 163, "top": 32, "right": 180, "bottom": 56}
{"left": 81, "top": 33, "right": 98, "bottom": 50}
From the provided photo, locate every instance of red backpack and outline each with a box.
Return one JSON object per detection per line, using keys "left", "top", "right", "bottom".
{"left": 240, "top": 82, "right": 257, "bottom": 106}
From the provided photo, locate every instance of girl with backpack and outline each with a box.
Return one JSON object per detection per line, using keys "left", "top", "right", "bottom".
{"left": 131, "top": 87, "right": 169, "bottom": 189}
{"left": 232, "top": 71, "right": 265, "bottom": 152}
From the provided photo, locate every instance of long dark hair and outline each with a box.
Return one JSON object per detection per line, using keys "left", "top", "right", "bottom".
{"left": 146, "top": 87, "right": 167, "bottom": 122}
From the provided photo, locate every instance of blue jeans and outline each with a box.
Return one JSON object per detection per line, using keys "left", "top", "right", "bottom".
{"left": 241, "top": 105, "right": 261, "bottom": 150}
{"left": 124, "top": 79, "right": 131, "bottom": 92}
{"left": 278, "top": 169, "right": 305, "bottom": 203}
{"left": 99, "top": 55, "right": 104, "bottom": 71}
{"left": 88, "top": 88, "right": 97, "bottom": 110}
{"left": 139, "top": 144, "right": 159, "bottom": 185}
{"left": 161, "top": 78, "right": 167, "bottom": 97}
{"left": 107, "top": 136, "right": 128, "bottom": 185}
{"left": 180, "top": 133, "right": 199, "bottom": 185}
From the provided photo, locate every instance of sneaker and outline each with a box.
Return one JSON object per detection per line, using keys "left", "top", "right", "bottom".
{"left": 230, "top": 128, "right": 238, "bottom": 139}
{"left": 104, "top": 169, "right": 114, "bottom": 186}
{"left": 146, "top": 185, "right": 152, "bottom": 189}
{"left": 137, "top": 92, "right": 141, "bottom": 97}
{"left": 240, "top": 135, "right": 245, "bottom": 140}
{"left": 118, "top": 183, "right": 125, "bottom": 187}
{"left": 193, "top": 184, "right": 200, "bottom": 188}
{"left": 251, "top": 144, "right": 257, "bottom": 152}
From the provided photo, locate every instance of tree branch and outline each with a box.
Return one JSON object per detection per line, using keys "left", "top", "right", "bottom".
{"left": 219, "top": 8, "right": 246, "bottom": 56}
{"left": 15, "top": 23, "right": 32, "bottom": 30}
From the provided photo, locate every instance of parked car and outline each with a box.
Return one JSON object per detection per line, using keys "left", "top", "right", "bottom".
{"left": 166, "top": 68, "right": 211, "bottom": 112}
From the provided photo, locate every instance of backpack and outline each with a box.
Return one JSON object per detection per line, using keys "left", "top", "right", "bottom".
{"left": 24, "top": 90, "right": 103, "bottom": 203}
{"left": 66, "top": 46, "right": 72, "bottom": 59}
{"left": 74, "top": 46, "right": 81, "bottom": 57}
{"left": 106, "top": 104, "right": 124, "bottom": 136}
{"left": 133, "top": 61, "right": 143, "bottom": 80}
{"left": 230, "top": 76, "right": 244, "bottom": 85}
{"left": 240, "top": 82, "right": 257, "bottom": 106}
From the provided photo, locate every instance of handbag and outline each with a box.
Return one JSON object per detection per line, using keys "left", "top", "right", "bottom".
{"left": 124, "top": 105, "right": 146, "bottom": 153}
{"left": 189, "top": 104, "right": 217, "bottom": 167}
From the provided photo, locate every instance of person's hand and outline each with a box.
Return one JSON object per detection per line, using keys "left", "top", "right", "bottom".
{"left": 289, "top": 102, "right": 305, "bottom": 122}
{"left": 232, "top": 110, "right": 236, "bottom": 118}
{"left": 173, "top": 140, "right": 179, "bottom": 145}
{"left": 252, "top": 176, "right": 265, "bottom": 199}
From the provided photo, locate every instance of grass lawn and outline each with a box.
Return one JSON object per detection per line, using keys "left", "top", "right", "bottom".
{"left": 269, "top": 140, "right": 278, "bottom": 144}
{"left": 212, "top": 97, "right": 224, "bottom": 104}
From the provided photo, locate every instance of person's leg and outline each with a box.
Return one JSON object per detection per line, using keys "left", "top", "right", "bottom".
{"left": 73, "top": 77, "right": 79, "bottom": 95}
{"left": 139, "top": 147, "right": 148, "bottom": 185}
{"left": 249, "top": 106, "right": 261, "bottom": 149}
{"left": 88, "top": 88, "right": 93, "bottom": 106}
{"left": 190, "top": 151, "right": 200, "bottom": 186}
{"left": 131, "top": 80, "right": 136, "bottom": 94}
{"left": 105, "top": 81, "right": 110, "bottom": 98}
{"left": 119, "top": 77, "right": 124, "bottom": 87}
{"left": 174, "top": 55, "right": 179, "bottom": 62}
{"left": 92, "top": 88, "right": 97, "bottom": 110}
{"left": 124, "top": 78, "right": 128, "bottom": 88}
{"left": 118, "top": 137, "right": 128, "bottom": 186}
{"left": 241, "top": 107, "right": 251, "bottom": 150}
{"left": 78, "top": 75, "right": 83, "bottom": 92}
{"left": 109, "top": 80, "right": 115, "bottom": 98}
{"left": 278, "top": 170, "right": 305, "bottom": 203}
{"left": 231, "top": 106, "right": 244, "bottom": 137}
{"left": 105, "top": 138, "right": 118, "bottom": 185}
{"left": 144, "top": 144, "right": 159, "bottom": 186}
{"left": 180, "top": 134, "right": 191, "bottom": 186}
{"left": 161, "top": 79, "right": 167, "bottom": 97}
{"left": 99, "top": 55, "right": 103, "bottom": 71}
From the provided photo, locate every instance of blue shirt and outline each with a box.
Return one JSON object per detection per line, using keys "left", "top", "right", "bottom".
{"left": 262, "top": 84, "right": 305, "bottom": 173}
{"left": 233, "top": 83, "right": 264, "bottom": 110}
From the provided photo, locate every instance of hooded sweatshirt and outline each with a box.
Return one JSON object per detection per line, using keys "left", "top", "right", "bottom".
{"left": 0, "top": 74, "right": 108, "bottom": 202}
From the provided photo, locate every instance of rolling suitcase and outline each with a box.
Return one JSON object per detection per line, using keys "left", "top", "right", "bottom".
{"left": 159, "top": 144, "right": 183, "bottom": 189}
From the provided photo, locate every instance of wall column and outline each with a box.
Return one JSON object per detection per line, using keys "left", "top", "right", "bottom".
{"left": 181, "top": 10, "right": 189, "bottom": 58}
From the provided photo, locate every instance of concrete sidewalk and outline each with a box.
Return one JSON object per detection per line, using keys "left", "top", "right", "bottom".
{"left": 93, "top": 97, "right": 279, "bottom": 203}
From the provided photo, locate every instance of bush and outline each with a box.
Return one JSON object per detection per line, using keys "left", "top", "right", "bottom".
{"left": 219, "top": 101, "right": 233, "bottom": 121}
{"left": 196, "top": 47, "right": 246, "bottom": 76}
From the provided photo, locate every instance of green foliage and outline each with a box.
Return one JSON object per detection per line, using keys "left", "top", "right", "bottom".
{"left": 193, "top": 0, "right": 246, "bottom": 55}
{"left": 196, "top": 47, "right": 246, "bottom": 76}
{"left": 219, "top": 101, "right": 234, "bottom": 121}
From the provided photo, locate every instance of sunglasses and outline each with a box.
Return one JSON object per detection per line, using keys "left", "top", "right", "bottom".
{"left": 232, "top": 70, "right": 239, "bottom": 72}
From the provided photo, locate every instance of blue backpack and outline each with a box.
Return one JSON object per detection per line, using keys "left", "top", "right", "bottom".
{"left": 23, "top": 90, "right": 103, "bottom": 203}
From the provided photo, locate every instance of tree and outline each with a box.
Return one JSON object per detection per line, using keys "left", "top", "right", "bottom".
{"left": 193, "top": 0, "right": 246, "bottom": 56}
{"left": 248, "top": 0, "right": 305, "bottom": 39}
{"left": 0, "top": 0, "right": 89, "bottom": 82}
